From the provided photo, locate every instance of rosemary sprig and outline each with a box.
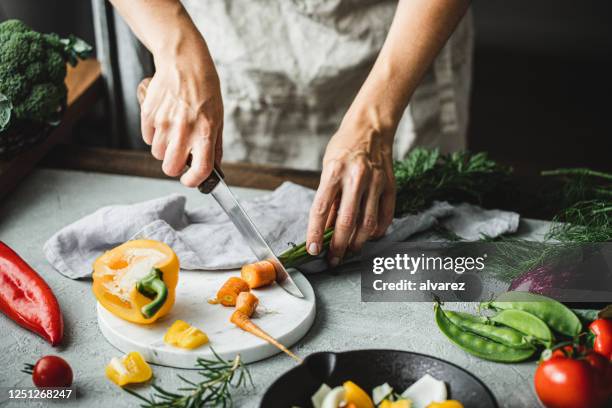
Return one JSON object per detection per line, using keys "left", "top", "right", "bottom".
{"left": 125, "top": 350, "right": 253, "bottom": 408}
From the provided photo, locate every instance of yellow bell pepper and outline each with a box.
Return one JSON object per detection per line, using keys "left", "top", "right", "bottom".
{"left": 427, "top": 401, "right": 463, "bottom": 408}
{"left": 343, "top": 381, "right": 374, "bottom": 408}
{"left": 105, "top": 351, "right": 152, "bottom": 386}
{"left": 164, "top": 320, "right": 209, "bottom": 349}
{"left": 380, "top": 400, "right": 411, "bottom": 408}
{"left": 93, "top": 239, "right": 179, "bottom": 324}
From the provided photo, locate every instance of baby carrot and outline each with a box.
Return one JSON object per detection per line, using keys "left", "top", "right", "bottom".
{"left": 216, "top": 277, "right": 250, "bottom": 306}
{"left": 241, "top": 260, "right": 276, "bottom": 289}
{"left": 230, "top": 310, "right": 302, "bottom": 363}
{"left": 235, "top": 292, "right": 259, "bottom": 317}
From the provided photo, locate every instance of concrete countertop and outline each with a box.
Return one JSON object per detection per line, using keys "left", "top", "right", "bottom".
{"left": 0, "top": 169, "right": 546, "bottom": 407}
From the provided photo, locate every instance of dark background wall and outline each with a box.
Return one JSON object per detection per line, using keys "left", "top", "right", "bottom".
{"left": 1, "top": 0, "right": 611, "bottom": 171}
{"left": 469, "top": 0, "right": 612, "bottom": 172}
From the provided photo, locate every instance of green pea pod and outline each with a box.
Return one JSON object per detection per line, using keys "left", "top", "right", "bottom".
{"left": 490, "top": 309, "right": 554, "bottom": 348}
{"left": 445, "top": 310, "right": 534, "bottom": 350}
{"left": 435, "top": 304, "right": 536, "bottom": 363}
{"left": 481, "top": 291, "right": 581, "bottom": 337}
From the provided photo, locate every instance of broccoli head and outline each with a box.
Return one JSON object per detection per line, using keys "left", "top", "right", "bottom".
{"left": 0, "top": 19, "right": 92, "bottom": 131}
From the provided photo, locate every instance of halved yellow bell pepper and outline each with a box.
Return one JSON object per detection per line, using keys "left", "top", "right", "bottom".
{"left": 164, "top": 320, "right": 209, "bottom": 349}
{"left": 105, "top": 351, "right": 152, "bottom": 386}
{"left": 343, "top": 381, "right": 374, "bottom": 408}
{"left": 93, "top": 239, "right": 179, "bottom": 324}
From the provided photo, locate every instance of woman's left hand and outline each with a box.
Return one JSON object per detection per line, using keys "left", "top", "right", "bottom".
{"left": 306, "top": 107, "right": 397, "bottom": 266}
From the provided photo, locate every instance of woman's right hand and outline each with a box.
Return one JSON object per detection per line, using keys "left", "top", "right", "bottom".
{"left": 137, "top": 46, "right": 224, "bottom": 187}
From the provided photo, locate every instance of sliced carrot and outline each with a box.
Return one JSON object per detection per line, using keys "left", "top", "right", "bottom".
{"left": 235, "top": 292, "right": 259, "bottom": 317}
{"left": 241, "top": 260, "right": 276, "bottom": 289}
{"left": 230, "top": 310, "right": 302, "bottom": 363}
{"left": 216, "top": 277, "right": 250, "bottom": 306}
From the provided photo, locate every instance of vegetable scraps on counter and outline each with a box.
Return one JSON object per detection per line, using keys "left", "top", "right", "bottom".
{"left": 164, "top": 320, "right": 209, "bottom": 349}
{"left": 106, "top": 351, "right": 152, "bottom": 387}
{"left": 92, "top": 239, "right": 179, "bottom": 324}
{"left": 23, "top": 355, "right": 73, "bottom": 388}
{"left": 0, "top": 241, "right": 63, "bottom": 345}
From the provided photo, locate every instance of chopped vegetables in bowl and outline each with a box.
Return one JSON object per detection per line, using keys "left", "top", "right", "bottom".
{"left": 260, "top": 349, "right": 498, "bottom": 408}
{"left": 308, "top": 375, "right": 463, "bottom": 408}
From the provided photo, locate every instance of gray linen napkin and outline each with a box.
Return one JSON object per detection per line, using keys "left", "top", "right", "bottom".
{"left": 44, "top": 182, "right": 519, "bottom": 279}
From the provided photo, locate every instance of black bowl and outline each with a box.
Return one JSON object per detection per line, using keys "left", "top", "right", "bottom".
{"left": 260, "top": 349, "right": 498, "bottom": 408}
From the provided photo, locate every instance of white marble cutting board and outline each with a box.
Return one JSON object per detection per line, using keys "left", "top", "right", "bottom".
{"left": 97, "top": 269, "right": 315, "bottom": 368}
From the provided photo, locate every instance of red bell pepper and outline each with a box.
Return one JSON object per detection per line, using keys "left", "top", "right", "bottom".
{"left": 0, "top": 242, "right": 63, "bottom": 345}
{"left": 590, "top": 318, "right": 612, "bottom": 360}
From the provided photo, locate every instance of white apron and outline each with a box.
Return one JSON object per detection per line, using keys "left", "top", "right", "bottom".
{"left": 112, "top": 0, "right": 473, "bottom": 170}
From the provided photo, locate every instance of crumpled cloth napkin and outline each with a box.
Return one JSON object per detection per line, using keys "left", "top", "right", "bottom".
{"left": 44, "top": 182, "right": 519, "bottom": 279}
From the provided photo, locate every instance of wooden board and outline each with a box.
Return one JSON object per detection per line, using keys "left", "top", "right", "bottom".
{"left": 0, "top": 59, "right": 102, "bottom": 200}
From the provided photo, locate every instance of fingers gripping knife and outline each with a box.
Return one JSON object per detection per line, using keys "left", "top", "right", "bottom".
{"left": 197, "top": 166, "right": 305, "bottom": 298}
{"left": 138, "top": 81, "right": 303, "bottom": 298}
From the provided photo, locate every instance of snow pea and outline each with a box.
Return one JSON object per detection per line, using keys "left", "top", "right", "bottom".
{"left": 445, "top": 310, "right": 533, "bottom": 350}
{"left": 481, "top": 291, "right": 582, "bottom": 337}
{"left": 490, "top": 309, "right": 554, "bottom": 347}
{"left": 435, "top": 304, "right": 536, "bottom": 363}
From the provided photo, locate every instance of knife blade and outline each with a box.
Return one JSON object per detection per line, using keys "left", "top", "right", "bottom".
{"left": 197, "top": 168, "right": 305, "bottom": 298}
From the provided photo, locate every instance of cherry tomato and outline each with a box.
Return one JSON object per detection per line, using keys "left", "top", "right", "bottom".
{"left": 30, "top": 356, "right": 73, "bottom": 388}
{"left": 590, "top": 318, "right": 612, "bottom": 360}
{"left": 535, "top": 348, "right": 610, "bottom": 408}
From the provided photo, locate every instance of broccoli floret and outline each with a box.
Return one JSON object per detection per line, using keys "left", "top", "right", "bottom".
{"left": 0, "top": 19, "right": 29, "bottom": 35}
{"left": 15, "top": 83, "right": 66, "bottom": 123}
{"left": 0, "top": 19, "right": 92, "bottom": 131}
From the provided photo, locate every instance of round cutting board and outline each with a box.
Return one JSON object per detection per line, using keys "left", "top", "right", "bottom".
{"left": 97, "top": 269, "right": 315, "bottom": 368}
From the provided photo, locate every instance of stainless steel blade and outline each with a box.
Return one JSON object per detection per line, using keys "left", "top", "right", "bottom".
{"left": 209, "top": 170, "right": 305, "bottom": 298}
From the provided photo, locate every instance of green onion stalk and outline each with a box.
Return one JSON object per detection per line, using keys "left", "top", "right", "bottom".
{"left": 278, "top": 228, "right": 334, "bottom": 268}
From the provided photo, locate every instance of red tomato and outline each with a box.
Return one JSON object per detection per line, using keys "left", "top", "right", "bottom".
{"left": 590, "top": 319, "right": 612, "bottom": 360}
{"left": 31, "top": 356, "right": 73, "bottom": 388}
{"left": 535, "top": 350, "right": 610, "bottom": 408}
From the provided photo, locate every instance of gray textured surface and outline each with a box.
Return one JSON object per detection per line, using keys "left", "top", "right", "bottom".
{"left": 0, "top": 169, "right": 546, "bottom": 407}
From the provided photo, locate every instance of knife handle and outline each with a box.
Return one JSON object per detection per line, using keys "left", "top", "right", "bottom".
{"left": 185, "top": 155, "right": 225, "bottom": 194}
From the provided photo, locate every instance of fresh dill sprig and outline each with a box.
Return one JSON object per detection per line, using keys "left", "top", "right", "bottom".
{"left": 125, "top": 350, "right": 253, "bottom": 408}
{"left": 541, "top": 167, "right": 612, "bottom": 242}
{"left": 393, "top": 148, "right": 512, "bottom": 216}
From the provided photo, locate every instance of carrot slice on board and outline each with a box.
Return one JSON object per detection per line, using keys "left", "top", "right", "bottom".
{"left": 216, "top": 277, "right": 249, "bottom": 306}
{"left": 235, "top": 292, "right": 259, "bottom": 317}
{"left": 241, "top": 260, "right": 276, "bottom": 289}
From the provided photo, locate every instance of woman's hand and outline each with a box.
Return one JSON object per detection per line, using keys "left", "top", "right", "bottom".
{"left": 306, "top": 107, "right": 397, "bottom": 266}
{"left": 137, "top": 49, "right": 223, "bottom": 187}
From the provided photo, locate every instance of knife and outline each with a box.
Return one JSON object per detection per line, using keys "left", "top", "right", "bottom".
{"left": 197, "top": 167, "right": 305, "bottom": 298}
{"left": 135, "top": 82, "right": 303, "bottom": 297}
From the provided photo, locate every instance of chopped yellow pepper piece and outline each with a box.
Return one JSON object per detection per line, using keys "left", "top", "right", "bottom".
{"left": 343, "top": 381, "right": 374, "bottom": 408}
{"left": 164, "top": 320, "right": 209, "bottom": 349}
{"left": 427, "top": 401, "right": 463, "bottom": 408}
{"left": 105, "top": 351, "right": 152, "bottom": 387}
{"left": 380, "top": 400, "right": 411, "bottom": 408}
